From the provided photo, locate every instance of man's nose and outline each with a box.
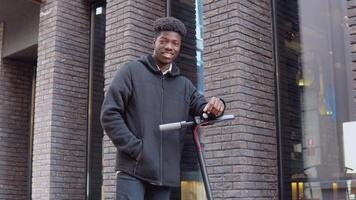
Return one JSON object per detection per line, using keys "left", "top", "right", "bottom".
{"left": 164, "top": 42, "right": 173, "bottom": 50}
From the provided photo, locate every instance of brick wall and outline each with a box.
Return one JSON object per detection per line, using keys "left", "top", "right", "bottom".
{"left": 0, "top": 56, "right": 33, "bottom": 199}
{"left": 103, "top": 0, "right": 165, "bottom": 199}
{"left": 31, "top": 0, "right": 90, "bottom": 199}
{"left": 347, "top": 0, "right": 356, "bottom": 119}
{"left": 203, "top": 1, "right": 278, "bottom": 199}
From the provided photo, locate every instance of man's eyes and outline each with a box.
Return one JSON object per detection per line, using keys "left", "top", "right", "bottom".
{"left": 159, "top": 40, "right": 180, "bottom": 46}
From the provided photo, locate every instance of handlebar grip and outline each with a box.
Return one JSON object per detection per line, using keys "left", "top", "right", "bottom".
{"left": 159, "top": 121, "right": 184, "bottom": 132}
{"left": 215, "top": 115, "right": 235, "bottom": 121}
{"left": 159, "top": 115, "right": 235, "bottom": 132}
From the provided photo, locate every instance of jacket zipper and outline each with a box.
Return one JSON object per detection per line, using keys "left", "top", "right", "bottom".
{"left": 160, "top": 75, "right": 164, "bottom": 186}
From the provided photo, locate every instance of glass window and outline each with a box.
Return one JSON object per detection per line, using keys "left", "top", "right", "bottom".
{"left": 169, "top": 0, "right": 206, "bottom": 199}
{"left": 275, "top": 0, "right": 356, "bottom": 199}
{"left": 87, "top": 2, "right": 105, "bottom": 200}
{"left": 195, "top": 0, "right": 204, "bottom": 94}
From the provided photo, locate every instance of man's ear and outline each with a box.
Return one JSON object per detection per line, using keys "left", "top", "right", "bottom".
{"left": 152, "top": 38, "right": 156, "bottom": 46}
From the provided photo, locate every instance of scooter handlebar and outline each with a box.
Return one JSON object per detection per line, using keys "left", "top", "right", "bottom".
{"left": 159, "top": 121, "right": 184, "bottom": 132}
{"left": 159, "top": 115, "right": 235, "bottom": 132}
{"left": 207, "top": 114, "right": 235, "bottom": 123}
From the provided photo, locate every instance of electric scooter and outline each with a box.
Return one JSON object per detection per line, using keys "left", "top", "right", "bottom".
{"left": 159, "top": 114, "right": 235, "bottom": 200}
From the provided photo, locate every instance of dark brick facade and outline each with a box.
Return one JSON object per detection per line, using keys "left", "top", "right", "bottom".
{"left": 0, "top": 52, "right": 33, "bottom": 199}
{"left": 102, "top": 0, "right": 165, "bottom": 199}
{"left": 203, "top": 0, "right": 278, "bottom": 199}
{"left": 31, "top": 0, "right": 90, "bottom": 199}
{"left": 0, "top": 0, "right": 305, "bottom": 199}
{"left": 0, "top": 0, "right": 282, "bottom": 199}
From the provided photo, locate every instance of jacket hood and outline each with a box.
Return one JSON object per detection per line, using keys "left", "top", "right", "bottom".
{"left": 138, "top": 54, "right": 180, "bottom": 77}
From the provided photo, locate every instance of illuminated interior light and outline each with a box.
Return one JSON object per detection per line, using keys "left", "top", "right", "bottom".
{"left": 291, "top": 182, "right": 297, "bottom": 200}
{"left": 96, "top": 7, "right": 103, "bottom": 15}
{"left": 298, "top": 182, "right": 304, "bottom": 198}
{"left": 181, "top": 181, "right": 206, "bottom": 200}
{"left": 298, "top": 79, "right": 305, "bottom": 86}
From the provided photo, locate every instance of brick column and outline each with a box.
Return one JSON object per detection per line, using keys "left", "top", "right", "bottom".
{"left": 0, "top": 22, "right": 33, "bottom": 200}
{"left": 203, "top": 1, "right": 278, "bottom": 199}
{"left": 102, "top": 0, "right": 165, "bottom": 199}
{"left": 31, "top": 0, "right": 90, "bottom": 199}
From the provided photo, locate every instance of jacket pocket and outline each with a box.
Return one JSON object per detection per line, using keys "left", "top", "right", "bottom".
{"left": 133, "top": 140, "right": 143, "bottom": 174}
{"left": 133, "top": 159, "right": 140, "bottom": 174}
{"left": 134, "top": 137, "right": 159, "bottom": 180}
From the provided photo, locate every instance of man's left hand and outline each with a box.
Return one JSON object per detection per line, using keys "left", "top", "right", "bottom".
{"left": 203, "top": 97, "right": 225, "bottom": 117}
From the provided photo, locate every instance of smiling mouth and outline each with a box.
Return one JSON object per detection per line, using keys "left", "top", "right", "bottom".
{"left": 162, "top": 52, "right": 174, "bottom": 58}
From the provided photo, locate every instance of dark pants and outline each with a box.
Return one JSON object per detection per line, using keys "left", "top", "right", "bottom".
{"left": 116, "top": 172, "right": 171, "bottom": 200}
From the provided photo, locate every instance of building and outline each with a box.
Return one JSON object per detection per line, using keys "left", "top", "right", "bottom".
{"left": 0, "top": 0, "right": 355, "bottom": 199}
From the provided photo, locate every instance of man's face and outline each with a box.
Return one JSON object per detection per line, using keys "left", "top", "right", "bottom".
{"left": 152, "top": 31, "right": 182, "bottom": 68}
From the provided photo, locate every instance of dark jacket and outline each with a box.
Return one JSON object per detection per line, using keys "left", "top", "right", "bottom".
{"left": 100, "top": 54, "right": 207, "bottom": 186}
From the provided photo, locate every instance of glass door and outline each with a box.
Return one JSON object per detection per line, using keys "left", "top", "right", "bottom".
{"left": 275, "top": 0, "right": 356, "bottom": 199}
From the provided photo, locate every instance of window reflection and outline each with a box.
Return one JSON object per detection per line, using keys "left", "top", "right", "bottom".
{"left": 170, "top": 0, "right": 206, "bottom": 199}
{"left": 181, "top": 179, "right": 206, "bottom": 200}
{"left": 276, "top": 0, "right": 356, "bottom": 199}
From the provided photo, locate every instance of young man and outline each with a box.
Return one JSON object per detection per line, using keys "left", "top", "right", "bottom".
{"left": 101, "top": 17, "right": 225, "bottom": 200}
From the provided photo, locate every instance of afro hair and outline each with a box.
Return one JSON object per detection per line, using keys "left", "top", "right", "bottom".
{"left": 153, "top": 17, "right": 187, "bottom": 38}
